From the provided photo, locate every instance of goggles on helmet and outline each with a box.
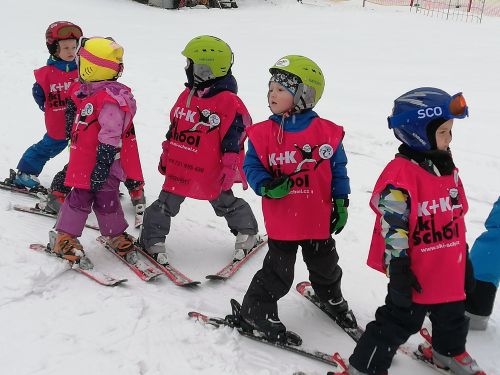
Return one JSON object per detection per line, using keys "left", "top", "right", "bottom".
{"left": 47, "top": 24, "right": 83, "bottom": 44}
{"left": 388, "top": 93, "right": 468, "bottom": 130}
{"left": 78, "top": 38, "right": 122, "bottom": 73}
{"left": 76, "top": 37, "right": 124, "bottom": 82}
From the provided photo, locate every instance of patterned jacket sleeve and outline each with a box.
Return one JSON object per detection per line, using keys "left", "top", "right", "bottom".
{"left": 378, "top": 184, "right": 411, "bottom": 268}
{"left": 65, "top": 98, "right": 77, "bottom": 140}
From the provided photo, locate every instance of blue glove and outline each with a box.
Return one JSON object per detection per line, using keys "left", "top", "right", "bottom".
{"left": 90, "top": 143, "right": 118, "bottom": 192}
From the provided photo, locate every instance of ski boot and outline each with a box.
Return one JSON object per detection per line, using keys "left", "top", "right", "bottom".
{"left": 418, "top": 328, "right": 486, "bottom": 375}
{"left": 48, "top": 230, "right": 92, "bottom": 269}
{"left": 5, "top": 169, "right": 47, "bottom": 194}
{"left": 233, "top": 233, "right": 260, "bottom": 261}
{"left": 136, "top": 230, "right": 168, "bottom": 265}
{"left": 38, "top": 190, "right": 66, "bottom": 214}
{"left": 147, "top": 242, "right": 168, "bottom": 265}
{"left": 227, "top": 299, "right": 301, "bottom": 345}
{"left": 108, "top": 233, "right": 138, "bottom": 264}
{"left": 129, "top": 186, "right": 146, "bottom": 214}
{"left": 14, "top": 170, "right": 40, "bottom": 189}
{"left": 424, "top": 349, "right": 485, "bottom": 375}
{"left": 321, "top": 296, "right": 358, "bottom": 329}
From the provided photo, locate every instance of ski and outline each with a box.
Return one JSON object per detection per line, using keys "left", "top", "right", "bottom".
{"left": 296, "top": 281, "right": 364, "bottom": 342}
{"left": 1, "top": 169, "right": 48, "bottom": 197}
{"left": 29, "top": 243, "right": 127, "bottom": 286}
{"left": 205, "top": 235, "right": 268, "bottom": 280}
{"left": 398, "top": 328, "right": 486, "bottom": 375}
{"left": 189, "top": 299, "right": 343, "bottom": 368}
{"left": 0, "top": 181, "right": 47, "bottom": 199}
{"left": 13, "top": 204, "right": 100, "bottom": 231}
{"left": 96, "top": 236, "right": 162, "bottom": 282}
{"left": 134, "top": 246, "right": 201, "bottom": 287}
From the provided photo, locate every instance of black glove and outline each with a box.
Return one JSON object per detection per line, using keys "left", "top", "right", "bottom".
{"left": 465, "top": 244, "right": 476, "bottom": 295}
{"left": 388, "top": 257, "right": 422, "bottom": 308}
{"left": 90, "top": 143, "right": 118, "bottom": 192}
{"left": 124, "top": 178, "right": 143, "bottom": 191}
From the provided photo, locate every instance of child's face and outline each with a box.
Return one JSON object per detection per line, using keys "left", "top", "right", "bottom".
{"left": 56, "top": 39, "right": 78, "bottom": 62}
{"left": 435, "top": 119, "right": 454, "bottom": 151}
{"left": 268, "top": 81, "right": 294, "bottom": 115}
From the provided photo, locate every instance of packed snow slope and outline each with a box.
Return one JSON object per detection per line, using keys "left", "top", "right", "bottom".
{"left": 0, "top": 0, "right": 499, "bottom": 374}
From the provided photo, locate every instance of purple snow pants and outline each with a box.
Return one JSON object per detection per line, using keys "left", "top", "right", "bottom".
{"left": 55, "top": 174, "right": 128, "bottom": 237}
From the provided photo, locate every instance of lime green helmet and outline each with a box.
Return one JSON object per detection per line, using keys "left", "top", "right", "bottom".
{"left": 270, "top": 55, "right": 325, "bottom": 111}
{"left": 181, "top": 35, "right": 233, "bottom": 85}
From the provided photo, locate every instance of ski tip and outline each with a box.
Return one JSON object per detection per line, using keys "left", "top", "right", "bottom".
{"left": 110, "top": 279, "right": 128, "bottom": 286}
{"left": 180, "top": 281, "right": 201, "bottom": 287}
{"left": 188, "top": 311, "right": 209, "bottom": 322}
{"left": 296, "top": 281, "right": 311, "bottom": 293}
{"left": 205, "top": 274, "right": 227, "bottom": 281}
{"left": 29, "top": 243, "right": 46, "bottom": 250}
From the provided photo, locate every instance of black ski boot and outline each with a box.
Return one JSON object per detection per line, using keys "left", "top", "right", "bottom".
{"left": 321, "top": 297, "right": 358, "bottom": 329}
{"left": 226, "top": 299, "right": 301, "bottom": 346}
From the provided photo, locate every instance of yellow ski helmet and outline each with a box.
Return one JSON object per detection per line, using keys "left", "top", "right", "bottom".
{"left": 77, "top": 37, "right": 124, "bottom": 82}
{"left": 270, "top": 55, "right": 325, "bottom": 110}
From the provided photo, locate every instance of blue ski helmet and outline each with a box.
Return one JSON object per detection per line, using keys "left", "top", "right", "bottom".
{"left": 387, "top": 87, "right": 468, "bottom": 151}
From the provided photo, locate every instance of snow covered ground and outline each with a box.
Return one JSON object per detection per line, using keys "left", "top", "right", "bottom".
{"left": 0, "top": 0, "right": 499, "bottom": 374}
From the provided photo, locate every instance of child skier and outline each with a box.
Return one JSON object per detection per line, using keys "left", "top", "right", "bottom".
{"left": 7, "top": 21, "right": 82, "bottom": 192}
{"left": 49, "top": 37, "right": 143, "bottom": 266}
{"left": 466, "top": 196, "right": 500, "bottom": 330}
{"left": 138, "top": 35, "right": 259, "bottom": 265}
{"left": 231, "top": 55, "right": 354, "bottom": 343}
{"left": 343, "top": 88, "right": 484, "bottom": 375}
{"left": 40, "top": 82, "right": 146, "bottom": 215}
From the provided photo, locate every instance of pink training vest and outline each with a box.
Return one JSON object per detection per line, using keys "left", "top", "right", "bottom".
{"left": 34, "top": 65, "right": 79, "bottom": 140}
{"left": 65, "top": 89, "right": 143, "bottom": 189}
{"left": 367, "top": 157, "right": 468, "bottom": 304}
{"left": 162, "top": 88, "right": 250, "bottom": 200}
{"left": 247, "top": 118, "right": 344, "bottom": 240}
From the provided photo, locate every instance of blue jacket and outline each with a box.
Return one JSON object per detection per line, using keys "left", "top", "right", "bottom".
{"left": 32, "top": 56, "right": 78, "bottom": 112}
{"left": 470, "top": 196, "right": 500, "bottom": 287}
{"left": 244, "top": 110, "right": 350, "bottom": 198}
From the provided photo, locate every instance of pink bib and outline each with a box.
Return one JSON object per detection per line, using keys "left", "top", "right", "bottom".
{"left": 248, "top": 118, "right": 344, "bottom": 240}
{"left": 34, "top": 66, "right": 79, "bottom": 140}
{"left": 162, "top": 89, "right": 250, "bottom": 200}
{"left": 367, "top": 157, "right": 468, "bottom": 304}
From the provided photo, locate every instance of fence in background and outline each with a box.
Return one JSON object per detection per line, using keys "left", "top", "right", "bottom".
{"left": 363, "top": 0, "right": 500, "bottom": 22}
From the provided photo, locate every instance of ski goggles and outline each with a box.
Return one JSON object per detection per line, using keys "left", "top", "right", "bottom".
{"left": 388, "top": 93, "right": 468, "bottom": 130}
{"left": 48, "top": 25, "right": 83, "bottom": 43}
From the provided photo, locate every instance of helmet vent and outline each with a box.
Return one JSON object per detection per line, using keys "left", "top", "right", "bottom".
{"left": 84, "top": 66, "right": 93, "bottom": 76}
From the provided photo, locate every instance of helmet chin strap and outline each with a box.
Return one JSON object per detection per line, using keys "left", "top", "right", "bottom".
{"left": 292, "top": 83, "right": 312, "bottom": 113}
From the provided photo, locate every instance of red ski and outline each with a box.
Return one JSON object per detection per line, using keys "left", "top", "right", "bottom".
{"left": 205, "top": 235, "right": 268, "bottom": 280}
{"left": 30, "top": 243, "right": 127, "bottom": 287}
{"left": 96, "top": 236, "right": 162, "bottom": 282}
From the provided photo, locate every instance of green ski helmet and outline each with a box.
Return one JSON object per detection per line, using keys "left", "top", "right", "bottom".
{"left": 270, "top": 55, "right": 325, "bottom": 111}
{"left": 182, "top": 35, "right": 233, "bottom": 85}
